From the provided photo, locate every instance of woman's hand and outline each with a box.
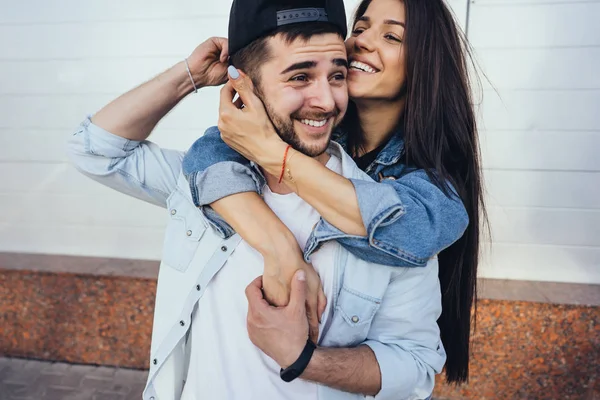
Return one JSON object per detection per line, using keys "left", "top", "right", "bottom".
{"left": 187, "top": 37, "right": 229, "bottom": 88}
{"left": 261, "top": 239, "right": 327, "bottom": 344}
{"left": 218, "top": 67, "right": 287, "bottom": 171}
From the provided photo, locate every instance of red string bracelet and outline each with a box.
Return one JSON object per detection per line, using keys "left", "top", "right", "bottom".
{"left": 278, "top": 145, "right": 292, "bottom": 184}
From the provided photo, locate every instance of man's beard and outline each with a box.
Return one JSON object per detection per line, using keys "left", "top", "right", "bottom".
{"left": 261, "top": 97, "right": 337, "bottom": 158}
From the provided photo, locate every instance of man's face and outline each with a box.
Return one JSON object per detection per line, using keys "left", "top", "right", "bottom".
{"left": 255, "top": 33, "right": 348, "bottom": 158}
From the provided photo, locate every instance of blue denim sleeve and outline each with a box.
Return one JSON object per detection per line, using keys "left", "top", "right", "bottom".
{"left": 181, "top": 126, "right": 264, "bottom": 237}
{"left": 306, "top": 170, "right": 469, "bottom": 267}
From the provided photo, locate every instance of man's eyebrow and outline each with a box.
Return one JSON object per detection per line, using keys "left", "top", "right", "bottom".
{"left": 357, "top": 16, "right": 405, "bottom": 28}
{"left": 333, "top": 58, "right": 348, "bottom": 68}
{"left": 280, "top": 61, "right": 316, "bottom": 74}
{"left": 280, "top": 59, "right": 347, "bottom": 74}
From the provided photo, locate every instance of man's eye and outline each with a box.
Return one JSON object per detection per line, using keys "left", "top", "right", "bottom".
{"left": 332, "top": 73, "right": 346, "bottom": 81}
{"left": 352, "top": 28, "right": 365, "bottom": 35}
{"left": 290, "top": 75, "right": 308, "bottom": 82}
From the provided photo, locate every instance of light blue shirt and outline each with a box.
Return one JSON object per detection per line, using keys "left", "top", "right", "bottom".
{"left": 67, "top": 117, "right": 446, "bottom": 400}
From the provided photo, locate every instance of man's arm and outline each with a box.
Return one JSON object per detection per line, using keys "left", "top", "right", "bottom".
{"left": 66, "top": 38, "right": 229, "bottom": 207}
{"left": 245, "top": 272, "right": 382, "bottom": 396}
{"left": 92, "top": 37, "right": 228, "bottom": 141}
{"left": 245, "top": 263, "right": 445, "bottom": 399}
{"left": 302, "top": 345, "right": 381, "bottom": 396}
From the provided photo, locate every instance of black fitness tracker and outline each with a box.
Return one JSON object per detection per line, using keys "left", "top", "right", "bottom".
{"left": 279, "top": 339, "right": 317, "bottom": 382}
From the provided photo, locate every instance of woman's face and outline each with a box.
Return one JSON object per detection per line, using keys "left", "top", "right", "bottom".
{"left": 345, "top": 0, "right": 407, "bottom": 102}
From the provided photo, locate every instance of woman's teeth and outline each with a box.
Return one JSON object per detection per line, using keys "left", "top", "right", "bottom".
{"left": 349, "top": 61, "right": 377, "bottom": 74}
{"left": 300, "top": 119, "right": 327, "bottom": 127}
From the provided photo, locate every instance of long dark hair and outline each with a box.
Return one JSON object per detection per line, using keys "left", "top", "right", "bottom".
{"left": 347, "top": 0, "right": 488, "bottom": 384}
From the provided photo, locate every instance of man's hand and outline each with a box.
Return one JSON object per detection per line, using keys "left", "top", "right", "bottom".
{"left": 187, "top": 37, "right": 229, "bottom": 88}
{"left": 262, "top": 247, "right": 326, "bottom": 344}
{"left": 218, "top": 67, "right": 287, "bottom": 170}
{"left": 246, "top": 271, "right": 312, "bottom": 368}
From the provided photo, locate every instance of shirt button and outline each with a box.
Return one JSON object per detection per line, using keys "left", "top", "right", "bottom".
{"left": 150, "top": 397, "right": 155, "bottom": 400}
{"left": 180, "top": 321, "right": 185, "bottom": 326}
{"left": 186, "top": 230, "right": 192, "bottom": 236}
{"left": 170, "top": 209, "right": 176, "bottom": 215}
{"left": 221, "top": 246, "right": 227, "bottom": 252}
{"left": 152, "top": 359, "right": 157, "bottom": 365}
{"left": 351, "top": 316, "right": 360, "bottom": 323}
{"left": 196, "top": 284, "right": 201, "bottom": 291}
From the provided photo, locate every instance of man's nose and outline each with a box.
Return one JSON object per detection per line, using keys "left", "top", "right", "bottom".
{"left": 307, "top": 80, "right": 336, "bottom": 113}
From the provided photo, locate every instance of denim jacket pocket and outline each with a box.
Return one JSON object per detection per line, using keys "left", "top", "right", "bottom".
{"left": 162, "top": 189, "right": 208, "bottom": 272}
{"left": 327, "top": 287, "right": 382, "bottom": 347}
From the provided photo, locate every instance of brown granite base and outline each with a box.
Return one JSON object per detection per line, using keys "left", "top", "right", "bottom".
{"left": 433, "top": 300, "right": 600, "bottom": 400}
{"left": 0, "top": 253, "right": 157, "bottom": 369}
{"left": 1, "top": 253, "right": 599, "bottom": 399}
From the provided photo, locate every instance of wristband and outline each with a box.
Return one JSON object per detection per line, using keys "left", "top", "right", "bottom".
{"left": 184, "top": 58, "right": 198, "bottom": 93}
{"left": 278, "top": 144, "right": 292, "bottom": 184}
{"left": 280, "top": 339, "right": 316, "bottom": 383}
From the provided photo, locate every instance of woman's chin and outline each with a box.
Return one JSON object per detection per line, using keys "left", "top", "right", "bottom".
{"left": 348, "top": 84, "right": 370, "bottom": 102}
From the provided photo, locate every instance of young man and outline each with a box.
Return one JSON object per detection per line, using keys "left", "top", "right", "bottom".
{"left": 67, "top": 1, "right": 444, "bottom": 399}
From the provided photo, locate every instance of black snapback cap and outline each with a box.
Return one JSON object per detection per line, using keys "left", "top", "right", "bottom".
{"left": 228, "top": 0, "right": 348, "bottom": 57}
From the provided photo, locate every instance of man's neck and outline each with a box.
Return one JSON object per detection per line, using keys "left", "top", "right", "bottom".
{"left": 264, "top": 150, "right": 331, "bottom": 195}
{"left": 354, "top": 97, "right": 406, "bottom": 154}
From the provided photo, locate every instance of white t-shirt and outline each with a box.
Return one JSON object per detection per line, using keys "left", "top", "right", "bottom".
{"left": 180, "top": 155, "right": 342, "bottom": 400}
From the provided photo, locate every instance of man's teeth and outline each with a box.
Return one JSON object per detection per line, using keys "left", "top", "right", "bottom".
{"left": 300, "top": 119, "right": 327, "bottom": 127}
{"left": 349, "top": 61, "right": 377, "bottom": 73}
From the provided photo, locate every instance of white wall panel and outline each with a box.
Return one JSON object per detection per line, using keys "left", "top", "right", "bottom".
{"left": 477, "top": 47, "right": 600, "bottom": 90}
{"left": 488, "top": 207, "right": 600, "bottom": 247}
{"left": 0, "top": 223, "right": 165, "bottom": 260}
{"left": 0, "top": 1, "right": 233, "bottom": 24}
{"left": 0, "top": 92, "right": 220, "bottom": 130}
{"left": 480, "top": 130, "right": 600, "bottom": 171}
{"left": 0, "top": 59, "right": 181, "bottom": 95}
{"left": 471, "top": 0, "right": 600, "bottom": 282}
{"left": 469, "top": 2, "right": 600, "bottom": 48}
{"left": 480, "top": 243, "right": 600, "bottom": 284}
{"left": 484, "top": 170, "right": 600, "bottom": 209}
{"left": 478, "top": 89, "right": 600, "bottom": 131}
{"left": 0, "top": 128, "right": 200, "bottom": 162}
{"left": 0, "top": 193, "right": 166, "bottom": 228}
{"left": 0, "top": 19, "right": 229, "bottom": 60}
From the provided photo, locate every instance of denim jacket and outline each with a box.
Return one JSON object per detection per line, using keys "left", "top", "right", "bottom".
{"left": 66, "top": 118, "right": 446, "bottom": 400}
{"left": 182, "top": 127, "right": 469, "bottom": 267}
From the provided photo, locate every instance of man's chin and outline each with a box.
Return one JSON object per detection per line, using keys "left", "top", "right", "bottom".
{"left": 287, "top": 137, "right": 331, "bottom": 158}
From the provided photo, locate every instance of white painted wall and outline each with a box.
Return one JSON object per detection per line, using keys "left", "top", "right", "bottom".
{"left": 469, "top": 0, "right": 600, "bottom": 283}
{"left": 0, "top": 0, "right": 597, "bottom": 283}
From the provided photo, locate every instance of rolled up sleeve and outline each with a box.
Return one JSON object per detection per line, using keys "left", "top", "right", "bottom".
{"left": 363, "top": 261, "right": 446, "bottom": 400}
{"left": 66, "top": 116, "right": 183, "bottom": 208}
{"left": 181, "top": 127, "right": 265, "bottom": 236}
{"left": 350, "top": 170, "right": 469, "bottom": 266}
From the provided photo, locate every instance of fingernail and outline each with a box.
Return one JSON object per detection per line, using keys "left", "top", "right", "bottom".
{"left": 228, "top": 65, "right": 240, "bottom": 79}
{"left": 297, "top": 270, "right": 306, "bottom": 281}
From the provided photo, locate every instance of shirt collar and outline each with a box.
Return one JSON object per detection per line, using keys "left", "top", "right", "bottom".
{"left": 373, "top": 125, "right": 404, "bottom": 166}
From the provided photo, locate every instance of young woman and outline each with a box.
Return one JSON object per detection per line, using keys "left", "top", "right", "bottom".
{"left": 183, "top": 0, "right": 486, "bottom": 384}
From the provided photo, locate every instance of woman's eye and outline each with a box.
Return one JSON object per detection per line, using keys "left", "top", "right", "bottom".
{"left": 352, "top": 28, "right": 365, "bottom": 35}
{"left": 385, "top": 34, "right": 402, "bottom": 42}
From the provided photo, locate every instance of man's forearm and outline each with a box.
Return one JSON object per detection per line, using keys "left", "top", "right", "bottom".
{"left": 301, "top": 345, "right": 381, "bottom": 396}
{"left": 91, "top": 61, "right": 196, "bottom": 141}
